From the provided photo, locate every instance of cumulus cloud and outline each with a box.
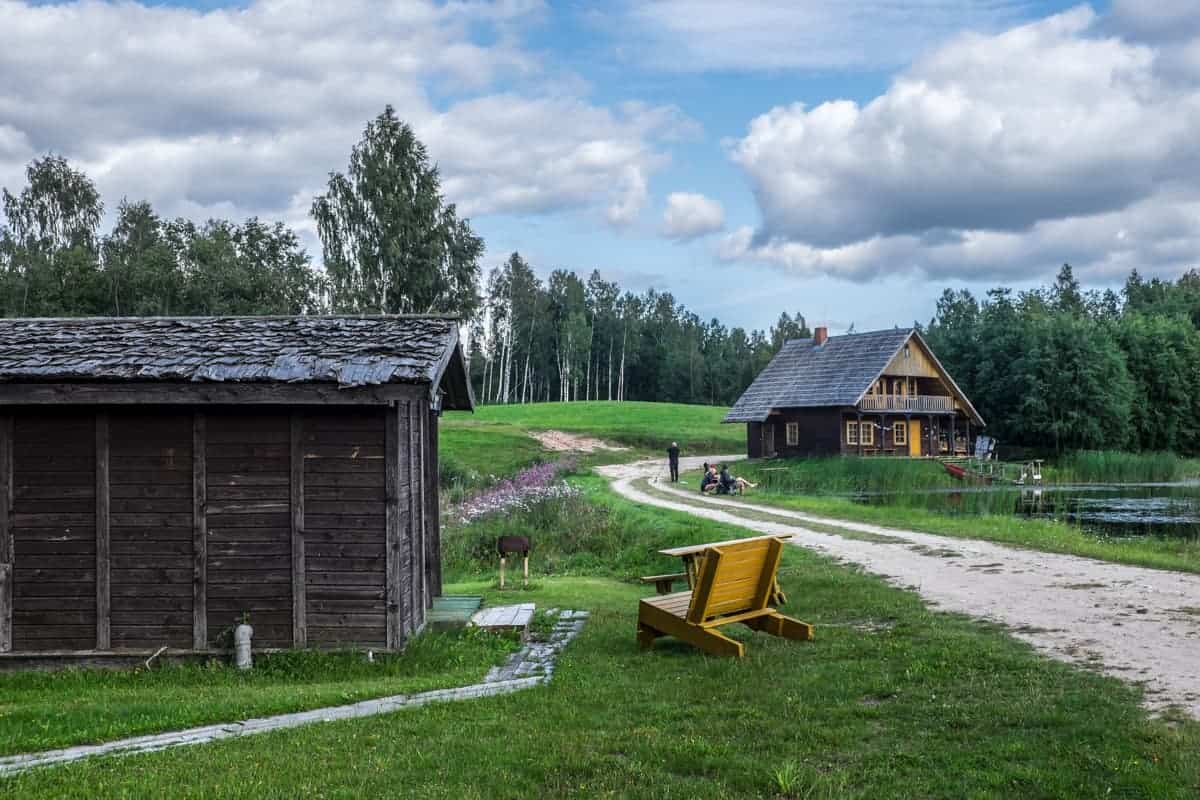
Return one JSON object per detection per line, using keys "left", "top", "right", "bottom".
{"left": 0, "top": 0, "right": 684, "bottom": 237}
{"left": 625, "top": 0, "right": 1029, "bottom": 72}
{"left": 661, "top": 192, "right": 724, "bottom": 240}
{"left": 723, "top": 6, "right": 1200, "bottom": 282}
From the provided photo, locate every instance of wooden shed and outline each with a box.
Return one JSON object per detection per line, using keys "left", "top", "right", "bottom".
{"left": 0, "top": 316, "right": 472, "bottom": 661}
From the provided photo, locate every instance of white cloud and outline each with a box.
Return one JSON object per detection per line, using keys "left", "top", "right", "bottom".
{"left": 625, "top": 0, "right": 1030, "bottom": 72}
{"left": 724, "top": 6, "right": 1200, "bottom": 282}
{"left": 661, "top": 192, "right": 724, "bottom": 240}
{"left": 0, "top": 0, "right": 685, "bottom": 238}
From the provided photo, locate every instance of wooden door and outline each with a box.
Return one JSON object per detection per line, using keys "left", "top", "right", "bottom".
{"left": 908, "top": 420, "right": 922, "bottom": 457}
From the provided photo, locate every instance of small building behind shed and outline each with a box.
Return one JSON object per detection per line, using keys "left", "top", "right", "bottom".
{"left": 0, "top": 316, "right": 472, "bottom": 661}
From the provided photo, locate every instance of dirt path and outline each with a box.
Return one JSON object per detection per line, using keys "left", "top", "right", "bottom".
{"left": 530, "top": 430, "right": 629, "bottom": 453}
{"left": 598, "top": 454, "right": 1200, "bottom": 718}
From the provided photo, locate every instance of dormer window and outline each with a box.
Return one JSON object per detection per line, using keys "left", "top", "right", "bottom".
{"left": 903, "top": 345, "right": 911, "bottom": 359}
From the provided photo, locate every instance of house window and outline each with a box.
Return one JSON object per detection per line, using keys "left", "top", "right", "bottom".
{"left": 846, "top": 421, "right": 858, "bottom": 445}
{"left": 786, "top": 422, "right": 799, "bottom": 446}
{"left": 861, "top": 420, "right": 875, "bottom": 446}
{"left": 893, "top": 421, "right": 907, "bottom": 445}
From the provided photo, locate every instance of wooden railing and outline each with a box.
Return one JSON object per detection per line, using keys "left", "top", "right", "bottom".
{"left": 858, "top": 395, "right": 954, "bottom": 412}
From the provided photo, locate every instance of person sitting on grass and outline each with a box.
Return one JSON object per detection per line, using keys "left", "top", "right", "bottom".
{"left": 718, "top": 464, "right": 758, "bottom": 495}
{"left": 700, "top": 464, "right": 720, "bottom": 494}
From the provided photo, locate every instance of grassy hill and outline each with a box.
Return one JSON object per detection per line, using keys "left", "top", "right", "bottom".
{"left": 439, "top": 401, "right": 741, "bottom": 492}
{"left": 444, "top": 400, "right": 741, "bottom": 452}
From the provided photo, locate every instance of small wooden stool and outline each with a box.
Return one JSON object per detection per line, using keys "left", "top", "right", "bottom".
{"left": 497, "top": 535, "right": 531, "bottom": 588}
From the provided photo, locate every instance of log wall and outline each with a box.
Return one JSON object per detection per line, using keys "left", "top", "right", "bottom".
{"left": 0, "top": 403, "right": 431, "bottom": 654}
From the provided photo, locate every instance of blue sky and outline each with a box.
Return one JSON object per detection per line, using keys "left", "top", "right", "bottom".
{"left": 5, "top": 0, "right": 1199, "bottom": 334}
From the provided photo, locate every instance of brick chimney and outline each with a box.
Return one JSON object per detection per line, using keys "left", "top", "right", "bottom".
{"left": 813, "top": 326, "right": 828, "bottom": 346}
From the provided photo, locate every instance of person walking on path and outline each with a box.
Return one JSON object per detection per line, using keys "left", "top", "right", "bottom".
{"left": 667, "top": 441, "right": 680, "bottom": 482}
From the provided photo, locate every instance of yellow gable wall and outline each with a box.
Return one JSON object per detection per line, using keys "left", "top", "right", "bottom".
{"left": 882, "top": 335, "right": 941, "bottom": 378}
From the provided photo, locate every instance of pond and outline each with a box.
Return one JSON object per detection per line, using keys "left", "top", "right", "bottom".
{"left": 850, "top": 481, "right": 1200, "bottom": 539}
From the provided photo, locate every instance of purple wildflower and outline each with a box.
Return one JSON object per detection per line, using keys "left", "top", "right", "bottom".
{"left": 454, "top": 457, "right": 580, "bottom": 523}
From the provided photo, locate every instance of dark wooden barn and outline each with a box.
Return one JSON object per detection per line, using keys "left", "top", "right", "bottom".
{"left": 0, "top": 316, "right": 472, "bottom": 660}
{"left": 725, "top": 327, "right": 984, "bottom": 459}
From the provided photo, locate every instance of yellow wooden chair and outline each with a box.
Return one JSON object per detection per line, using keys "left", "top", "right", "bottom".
{"left": 636, "top": 536, "right": 813, "bottom": 658}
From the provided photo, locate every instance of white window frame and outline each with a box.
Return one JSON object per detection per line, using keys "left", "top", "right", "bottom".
{"left": 861, "top": 420, "right": 875, "bottom": 446}
{"left": 846, "top": 421, "right": 858, "bottom": 446}
{"left": 893, "top": 421, "right": 907, "bottom": 445}
{"left": 785, "top": 422, "right": 799, "bottom": 446}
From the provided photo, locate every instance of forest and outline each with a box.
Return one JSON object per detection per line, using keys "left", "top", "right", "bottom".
{"left": 2, "top": 108, "right": 1199, "bottom": 455}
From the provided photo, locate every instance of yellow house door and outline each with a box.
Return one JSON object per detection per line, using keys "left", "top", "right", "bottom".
{"left": 908, "top": 420, "right": 922, "bottom": 457}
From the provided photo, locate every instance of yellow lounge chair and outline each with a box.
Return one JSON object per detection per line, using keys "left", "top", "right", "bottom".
{"left": 637, "top": 536, "right": 813, "bottom": 658}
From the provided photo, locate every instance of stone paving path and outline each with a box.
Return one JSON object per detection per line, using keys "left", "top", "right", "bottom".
{"left": 600, "top": 454, "right": 1200, "bottom": 719}
{"left": 0, "top": 610, "right": 588, "bottom": 776}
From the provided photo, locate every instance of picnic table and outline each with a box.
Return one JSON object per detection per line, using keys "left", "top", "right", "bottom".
{"left": 645, "top": 534, "right": 791, "bottom": 606}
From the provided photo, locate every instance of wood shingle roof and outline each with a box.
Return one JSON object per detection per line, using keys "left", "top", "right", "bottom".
{"left": 0, "top": 316, "right": 466, "bottom": 393}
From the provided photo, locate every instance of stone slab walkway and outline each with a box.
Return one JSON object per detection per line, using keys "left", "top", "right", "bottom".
{"left": 600, "top": 454, "right": 1200, "bottom": 719}
{"left": 0, "top": 610, "right": 589, "bottom": 776}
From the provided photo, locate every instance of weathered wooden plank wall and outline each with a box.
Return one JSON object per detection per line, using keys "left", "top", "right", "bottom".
{"left": 304, "top": 409, "right": 388, "bottom": 647}
{"left": 205, "top": 413, "right": 293, "bottom": 647}
{"left": 94, "top": 413, "right": 110, "bottom": 650}
{"left": 11, "top": 413, "right": 97, "bottom": 650}
{"left": 3, "top": 404, "right": 431, "bottom": 654}
{"left": 0, "top": 414, "right": 12, "bottom": 652}
{"left": 110, "top": 412, "right": 194, "bottom": 649}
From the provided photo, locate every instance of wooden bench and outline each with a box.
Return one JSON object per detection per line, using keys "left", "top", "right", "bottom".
{"left": 639, "top": 572, "right": 689, "bottom": 594}
{"left": 636, "top": 537, "right": 813, "bottom": 658}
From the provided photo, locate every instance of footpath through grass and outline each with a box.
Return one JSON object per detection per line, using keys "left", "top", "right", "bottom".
{"left": 7, "top": 486, "right": 1200, "bottom": 798}
{"left": 0, "top": 629, "right": 518, "bottom": 758}
{"left": 684, "top": 466, "right": 1200, "bottom": 574}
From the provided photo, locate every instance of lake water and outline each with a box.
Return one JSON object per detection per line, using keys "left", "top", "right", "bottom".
{"left": 851, "top": 482, "right": 1200, "bottom": 539}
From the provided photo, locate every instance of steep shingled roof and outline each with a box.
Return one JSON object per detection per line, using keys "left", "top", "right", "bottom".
{"left": 0, "top": 316, "right": 471, "bottom": 407}
{"left": 724, "top": 328, "right": 915, "bottom": 423}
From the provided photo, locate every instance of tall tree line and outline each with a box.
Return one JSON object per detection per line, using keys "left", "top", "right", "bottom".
{"left": 0, "top": 156, "right": 325, "bottom": 317}
{"left": 470, "top": 251, "right": 811, "bottom": 407}
{"left": 925, "top": 265, "right": 1200, "bottom": 455}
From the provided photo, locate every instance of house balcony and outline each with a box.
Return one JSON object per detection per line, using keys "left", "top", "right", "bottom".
{"left": 857, "top": 395, "right": 955, "bottom": 413}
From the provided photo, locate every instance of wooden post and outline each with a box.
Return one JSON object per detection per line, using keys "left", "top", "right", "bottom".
{"left": 192, "top": 412, "right": 207, "bottom": 650}
{"left": 416, "top": 402, "right": 428, "bottom": 611}
{"left": 408, "top": 401, "right": 424, "bottom": 620}
{"left": 385, "top": 403, "right": 404, "bottom": 649}
{"left": 95, "top": 412, "right": 111, "bottom": 651}
{"left": 927, "top": 415, "right": 936, "bottom": 459}
{"left": 0, "top": 414, "right": 12, "bottom": 653}
{"left": 290, "top": 411, "right": 306, "bottom": 648}
{"left": 966, "top": 420, "right": 972, "bottom": 456}
{"left": 522, "top": 555, "right": 528, "bottom": 588}
{"left": 427, "top": 409, "right": 442, "bottom": 599}
{"left": 949, "top": 415, "right": 956, "bottom": 455}
{"left": 856, "top": 412, "right": 863, "bottom": 457}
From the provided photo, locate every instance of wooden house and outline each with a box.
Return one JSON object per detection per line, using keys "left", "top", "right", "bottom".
{"left": 725, "top": 327, "right": 984, "bottom": 459}
{"left": 0, "top": 316, "right": 472, "bottom": 661}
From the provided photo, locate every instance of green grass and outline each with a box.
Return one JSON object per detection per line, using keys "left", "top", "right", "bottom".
{"left": 1046, "top": 450, "right": 1200, "bottom": 483}
{"left": 0, "top": 629, "right": 519, "bottom": 758}
{"left": 679, "top": 467, "right": 1200, "bottom": 574}
{"left": 439, "top": 419, "right": 551, "bottom": 498}
{"left": 735, "top": 456, "right": 959, "bottom": 495}
{"left": 442, "top": 473, "right": 720, "bottom": 583}
{"left": 7, "top": 488, "right": 1200, "bottom": 798}
{"left": 447, "top": 401, "right": 743, "bottom": 453}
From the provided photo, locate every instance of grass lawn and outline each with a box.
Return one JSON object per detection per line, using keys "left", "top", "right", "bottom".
{"left": 681, "top": 467, "right": 1200, "bottom": 574}
{"left": 445, "top": 401, "right": 743, "bottom": 454}
{"left": 0, "top": 629, "right": 518, "bottom": 758}
{"left": 5, "top": 489, "right": 1199, "bottom": 798}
